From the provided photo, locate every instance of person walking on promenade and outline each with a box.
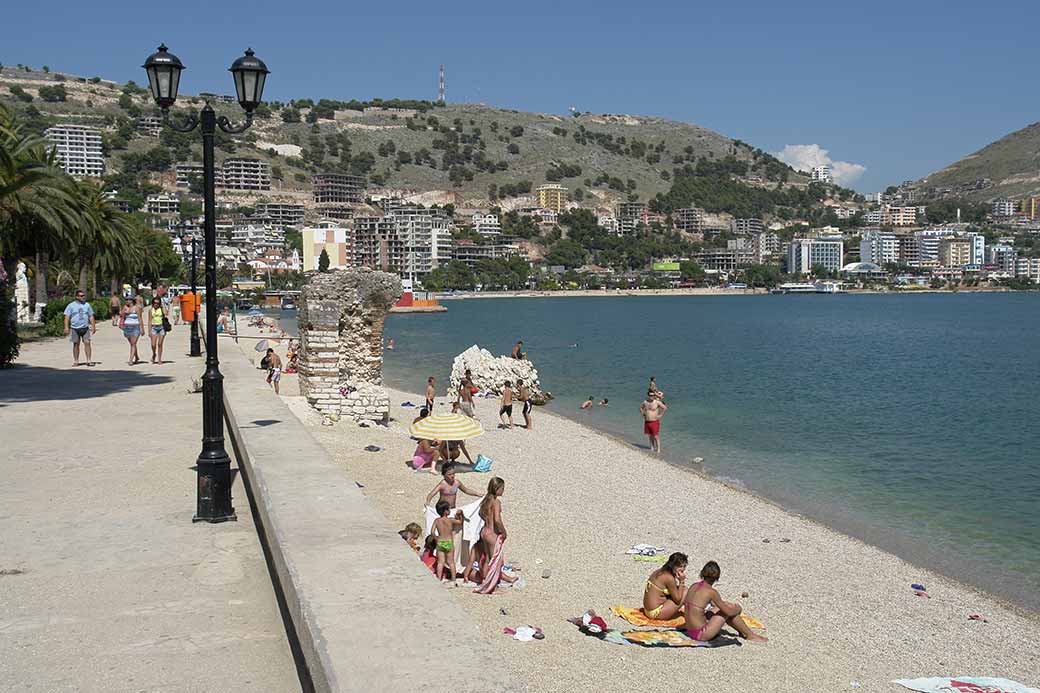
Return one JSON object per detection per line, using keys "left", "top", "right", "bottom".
{"left": 147, "top": 295, "right": 169, "bottom": 364}
{"left": 499, "top": 381, "right": 514, "bottom": 429}
{"left": 517, "top": 379, "right": 533, "bottom": 431}
{"left": 109, "top": 293, "right": 121, "bottom": 327}
{"left": 121, "top": 298, "right": 143, "bottom": 365}
{"left": 63, "top": 290, "right": 96, "bottom": 366}
{"left": 264, "top": 348, "right": 283, "bottom": 395}
{"left": 640, "top": 391, "right": 668, "bottom": 453}
{"left": 425, "top": 376, "right": 436, "bottom": 413}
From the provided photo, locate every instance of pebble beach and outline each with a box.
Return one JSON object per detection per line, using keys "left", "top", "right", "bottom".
{"left": 229, "top": 325, "right": 1039, "bottom": 692}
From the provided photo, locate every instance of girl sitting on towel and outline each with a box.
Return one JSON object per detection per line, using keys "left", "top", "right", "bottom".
{"left": 683, "top": 561, "right": 768, "bottom": 643}
{"left": 425, "top": 462, "right": 482, "bottom": 510}
{"left": 643, "top": 552, "right": 688, "bottom": 621}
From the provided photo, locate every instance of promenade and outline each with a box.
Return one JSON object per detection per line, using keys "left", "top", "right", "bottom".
{"left": 0, "top": 322, "right": 298, "bottom": 691}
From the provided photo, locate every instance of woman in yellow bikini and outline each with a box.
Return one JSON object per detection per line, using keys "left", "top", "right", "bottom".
{"left": 642, "top": 552, "right": 688, "bottom": 620}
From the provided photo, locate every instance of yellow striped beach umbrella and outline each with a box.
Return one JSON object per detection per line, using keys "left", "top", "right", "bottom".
{"left": 409, "top": 413, "right": 484, "bottom": 440}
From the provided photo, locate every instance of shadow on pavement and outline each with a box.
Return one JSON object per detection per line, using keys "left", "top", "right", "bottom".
{"left": 0, "top": 366, "right": 176, "bottom": 403}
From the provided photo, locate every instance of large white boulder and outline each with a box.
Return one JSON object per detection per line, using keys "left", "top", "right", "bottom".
{"left": 449, "top": 345, "right": 551, "bottom": 404}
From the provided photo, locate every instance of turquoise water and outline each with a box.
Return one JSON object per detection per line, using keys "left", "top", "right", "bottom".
{"left": 378, "top": 294, "right": 1040, "bottom": 610}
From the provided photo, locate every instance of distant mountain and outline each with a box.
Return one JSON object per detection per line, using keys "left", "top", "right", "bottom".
{"left": 0, "top": 65, "right": 806, "bottom": 209}
{"left": 916, "top": 122, "right": 1040, "bottom": 201}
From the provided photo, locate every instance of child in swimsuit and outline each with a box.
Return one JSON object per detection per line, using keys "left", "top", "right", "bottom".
{"left": 420, "top": 535, "right": 438, "bottom": 574}
{"left": 683, "top": 561, "right": 768, "bottom": 643}
{"left": 432, "top": 501, "right": 465, "bottom": 582}
{"left": 398, "top": 522, "right": 422, "bottom": 552}
{"left": 642, "top": 552, "right": 688, "bottom": 620}
{"left": 425, "top": 462, "right": 481, "bottom": 509}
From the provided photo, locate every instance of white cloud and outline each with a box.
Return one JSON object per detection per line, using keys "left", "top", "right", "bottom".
{"left": 774, "top": 144, "right": 866, "bottom": 187}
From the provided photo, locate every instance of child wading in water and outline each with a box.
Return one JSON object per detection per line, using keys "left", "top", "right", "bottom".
{"left": 432, "top": 501, "right": 465, "bottom": 582}
{"left": 683, "top": 561, "right": 768, "bottom": 643}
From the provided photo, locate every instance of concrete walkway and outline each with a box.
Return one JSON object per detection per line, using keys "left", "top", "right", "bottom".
{"left": 0, "top": 322, "right": 298, "bottom": 691}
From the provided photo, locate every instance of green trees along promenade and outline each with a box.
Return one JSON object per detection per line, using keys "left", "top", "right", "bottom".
{"left": 0, "top": 104, "right": 180, "bottom": 367}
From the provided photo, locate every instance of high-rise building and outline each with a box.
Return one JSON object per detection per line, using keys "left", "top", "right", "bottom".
{"left": 144, "top": 193, "right": 181, "bottom": 216}
{"left": 222, "top": 158, "right": 271, "bottom": 191}
{"left": 810, "top": 165, "right": 832, "bottom": 184}
{"left": 967, "top": 232, "right": 986, "bottom": 266}
{"left": 313, "top": 173, "right": 365, "bottom": 205}
{"left": 302, "top": 222, "right": 352, "bottom": 271}
{"left": 45, "top": 125, "right": 105, "bottom": 178}
{"left": 751, "top": 232, "right": 782, "bottom": 262}
{"left": 353, "top": 215, "right": 402, "bottom": 272}
{"left": 881, "top": 206, "right": 917, "bottom": 227}
{"left": 939, "top": 238, "right": 972, "bottom": 268}
{"left": 386, "top": 202, "right": 453, "bottom": 276}
{"left": 860, "top": 230, "right": 899, "bottom": 266}
{"left": 987, "top": 244, "right": 1017, "bottom": 273}
{"left": 787, "top": 237, "right": 844, "bottom": 275}
{"left": 991, "top": 198, "right": 1018, "bottom": 218}
{"left": 535, "top": 184, "right": 568, "bottom": 213}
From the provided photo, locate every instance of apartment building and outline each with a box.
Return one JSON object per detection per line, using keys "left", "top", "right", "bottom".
{"left": 1021, "top": 196, "right": 1040, "bottom": 221}
{"left": 230, "top": 223, "right": 285, "bottom": 254}
{"left": 673, "top": 207, "right": 705, "bottom": 232}
{"left": 860, "top": 230, "right": 899, "bottom": 266}
{"left": 967, "top": 232, "right": 986, "bottom": 266}
{"left": 882, "top": 206, "right": 917, "bottom": 227}
{"left": 471, "top": 212, "right": 501, "bottom": 237}
{"left": 176, "top": 162, "right": 225, "bottom": 189}
{"left": 386, "top": 202, "right": 453, "bottom": 276}
{"left": 731, "top": 218, "right": 764, "bottom": 235}
{"left": 751, "top": 232, "right": 782, "bottom": 262}
{"left": 302, "top": 222, "right": 352, "bottom": 271}
{"left": 313, "top": 173, "right": 365, "bottom": 205}
{"left": 1015, "top": 257, "right": 1040, "bottom": 281}
{"left": 696, "top": 248, "right": 756, "bottom": 272}
{"left": 44, "top": 125, "right": 105, "bottom": 177}
{"left": 787, "top": 237, "right": 844, "bottom": 274}
{"left": 939, "top": 237, "right": 972, "bottom": 268}
{"left": 991, "top": 198, "right": 1018, "bottom": 218}
{"left": 254, "top": 202, "right": 306, "bottom": 228}
{"left": 535, "top": 184, "right": 567, "bottom": 213}
{"left": 810, "top": 165, "right": 832, "bottom": 183}
{"left": 452, "top": 239, "right": 521, "bottom": 268}
{"left": 222, "top": 158, "right": 271, "bottom": 191}
{"left": 987, "top": 245, "right": 1017, "bottom": 273}
{"left": 135, "top": 115, "right": 163, "bottom": 137}
{"left": 353, "top": 216, "right": 402, "bottom": 272}
{"left": 616, "top": 201, "right": 648, "bottom": 223}
{"left": 145, "top": 193, "right": 181, "bottom": 216}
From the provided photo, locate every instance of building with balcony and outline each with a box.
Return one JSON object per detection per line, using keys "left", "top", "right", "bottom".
{"left": 881, "top": 206, "right": 917, "bottom": 227}
{"left": 810, "top": 165, "right": 832, "bottom": 183}
{"left": 991, "top": 198, "right": 1018, "bottom": 218}
{"left": 254, "top": 202, "right": 305, "bottom": 228}
{"left": 987, "top": 244, "right": 1017, "bottom": 273}
{"left": 44, "top": 125, "right": 105, "bottom": 178}
{"left": 939, "top": 237, "right": 972, "bottom": 268}
{"left": 695, "top": 248, "right": 756, "bottom": 272}
{"left": 860, "top": 230, "right": 899, "bottom": 266}
{"left": 535, "top": 184, "right": 567, "bottom": 213}
{"left": 353, "top": 216, "right": 402, "bottom": 272}
{"left": 302, "top": 222, "right": 352, "bottom": 271}
{"left": 145, "top": 193, "right": 181, "bottom": 216}
{"left": 471, "top": 212, "right": 501, "bottom": 237}
{"left": 135, "top": 115, "right": 163, "bottom": 137}
{"left": 1015, "top": 257, "right": 1040, "bottom": 281}
{"left": 176, "top": 162, "right": 224, "bottom": 189}
{"left": 731, "top": 218, "right": 764, "bottom": 235}
{"left": 673, "top": 207, "right": 705, "bottom": 232}
{"left": 222, "top": 158, "right": 271, "bottom": 191}
{"left": 313, "top": 173, "right": 365, "bottom": 205}
{"left": 787, "top": 237, "right": 844, "bottom": 275}
{"left": 385, "top": 202, "right": 454, "bottom": 276}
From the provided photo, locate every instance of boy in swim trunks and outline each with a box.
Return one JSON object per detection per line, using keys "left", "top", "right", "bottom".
{"left": 499, "top": 380, "right": 514, "bottom": 429}
{"left": 432, "top": 501, "right": 465, "bottom": 582}
{"left": 640, "top": 392, "right": 667, "bottom": 453}
{"left": 264, "top": 348, "right": 283, "bottom": 395}
{"left": 517, "top": 379, "right": 533, "bottom": 431}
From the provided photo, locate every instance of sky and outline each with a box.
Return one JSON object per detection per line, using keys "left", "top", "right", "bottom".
{"left": 4, "top": 0, "right": 1039, "bottom": 192}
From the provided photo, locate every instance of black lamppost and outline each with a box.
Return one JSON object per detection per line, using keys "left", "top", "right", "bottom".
{"left": 177, "top": 227, "right": 202, "bottom": 357}
{"left": 144, "top": 44, "right": 270, "bottom": 523}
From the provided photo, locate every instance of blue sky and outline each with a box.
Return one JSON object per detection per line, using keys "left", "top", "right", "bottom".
{"left": 4, "top": 0, "right": 1038, "bottom": 191}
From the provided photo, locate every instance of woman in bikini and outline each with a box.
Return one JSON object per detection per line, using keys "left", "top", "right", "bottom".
{"left": 683, "top": 560, "right": 768, "bottom": 643}
{"left": 476, "top": 477, "right": 516, "bottom": 588}
{"left": 642, "top": 552, "right": 688, "bottom": 620}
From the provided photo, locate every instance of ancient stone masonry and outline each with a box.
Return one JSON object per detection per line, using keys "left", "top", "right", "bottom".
{"left": 297, "top": 268, "right": 402, "bottom": 424}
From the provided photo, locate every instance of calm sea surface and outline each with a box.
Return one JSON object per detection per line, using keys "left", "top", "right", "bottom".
{"left": 369, "top": 293, "right": 1040, "bottom": 610}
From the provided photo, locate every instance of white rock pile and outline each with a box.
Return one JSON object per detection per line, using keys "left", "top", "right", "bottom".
{"left": 449, "top": 345, "right": 551, "bottom": 404}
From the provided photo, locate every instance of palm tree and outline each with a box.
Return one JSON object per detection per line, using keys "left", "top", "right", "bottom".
{"left": 69, "top": 179, "right": 139, "bottom": 298}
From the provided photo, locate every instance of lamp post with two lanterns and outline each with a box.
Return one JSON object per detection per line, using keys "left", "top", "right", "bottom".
{"left": 143, "top": 44, "right": 269, "bottom": 523}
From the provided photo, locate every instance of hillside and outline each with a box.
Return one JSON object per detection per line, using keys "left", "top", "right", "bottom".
{"left": 0, "top": 63, "right": 808, "bottom": 210}
{"left": 915, "top": 122, "right": 1040, "bottom": 201}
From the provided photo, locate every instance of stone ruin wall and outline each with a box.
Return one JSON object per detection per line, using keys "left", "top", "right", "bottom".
{"left": 297, "top": 268, "right": 402, "bottom": 424}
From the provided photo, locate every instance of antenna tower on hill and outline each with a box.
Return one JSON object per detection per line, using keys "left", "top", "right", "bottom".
{"left": 438, "top": 64, "right": 445, "bottom": 103}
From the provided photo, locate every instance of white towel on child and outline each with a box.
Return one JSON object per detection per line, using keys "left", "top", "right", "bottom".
{"left": 424, "top": 498, "right": 485, "bottom": 573}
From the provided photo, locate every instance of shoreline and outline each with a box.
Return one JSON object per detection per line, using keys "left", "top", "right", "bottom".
{"left": 439, "top": 287, "right": 1020, "bottom": 299}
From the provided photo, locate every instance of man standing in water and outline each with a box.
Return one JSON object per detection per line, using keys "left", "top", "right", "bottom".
{"left": 640, "top": 391, "right": 668, "bottom": 454}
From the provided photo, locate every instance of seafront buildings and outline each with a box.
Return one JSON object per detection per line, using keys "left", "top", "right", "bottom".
{"left": 787, "top": 237, "right": 844, "bottom": 275}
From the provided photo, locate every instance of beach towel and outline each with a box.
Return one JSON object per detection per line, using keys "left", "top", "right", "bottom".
{"left": 894, "top": 677, "right": 1039, "bottom": 693}
{"left": 625, "top": 544, "right": 666, "bottom": 556}
{"left": 474, "top": 534, "right": 506, "bottom": 594}
{"left": 473, "top": 454, "right": 493, "bottom": 472}
{"left": 424, "top": 498, "right": 484, "bottom": 573}
{"left": 568, "top": 618, "right": 741, "bottom": 648}
{"left": 632, "top": 554, "right": 668, "bottom": 563}
{"left": 611, "top": 605, "right": 765, "bottom": 630}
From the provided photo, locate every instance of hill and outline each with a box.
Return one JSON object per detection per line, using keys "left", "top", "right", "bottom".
{"left": 914, "top": 122, "right": 1040, "bottom": 202}
{"left": 0, "top": 63, "right": 811, "bottom": 211}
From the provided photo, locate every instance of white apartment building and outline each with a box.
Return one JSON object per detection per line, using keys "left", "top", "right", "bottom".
{"left": 863, "top": 210, "right": 882, "bottom": 225}
{"left": 598, "top": 215, "right": 620, "bottom": 235}
{"left": 136, "top": 115, "right": 163, "bottom": 137}
{"left": 230, "top": 223, "right": 285, "bottom": 254}
{"left": 45, "top": 125, "right": 105, "bottom": 178}
{"left": 860, "top": 230, "right": 899, "bottom": 266}
{"left": 471, "top": 213, "right": 501, "bottom": 237}
{"left": 386, "top": 202, "right": 453, "bottom": 276}
{"left": 222, "top": 158, "right": 271, "bottom": 191}
{"left": 787, "top": 237, "right": 844, "bottom": 275}
{"left": 752, "top": 232, "right": 782, "bottom": 262}
{"left": 967, "top": 232, "right": 986, "bottom": 266}
{"left": 991, "top": 198, "right": 1018, "bottom": 218}
{"left": 175, "top": 162, "right": 225, "bottom": 189}
{"left": 810, "top": 165, "right": 832, "bottom": 184}
{"left": 145, "top": 193, "right": 181, "bottom": 216}
{"left": 1015, "top": 257, "right": 1040, "bottom": 281}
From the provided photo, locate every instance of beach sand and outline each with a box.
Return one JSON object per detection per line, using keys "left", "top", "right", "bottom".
{"left": 227, "top": 327, "right": 1039, "bottom": 692}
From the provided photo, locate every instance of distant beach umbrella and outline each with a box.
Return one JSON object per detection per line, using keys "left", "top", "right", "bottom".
{"left": 409, "top": 413, "right": 484, "bottom": 440}
{"left": 254, "top": 339, "right": 268, "bottom": 352}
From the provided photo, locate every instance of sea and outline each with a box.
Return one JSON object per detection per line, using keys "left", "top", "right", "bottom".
{"left": 273, "top": 293, "right": 1040, "bottom": 610}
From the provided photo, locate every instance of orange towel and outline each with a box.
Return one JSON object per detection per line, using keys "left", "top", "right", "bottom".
{"left": 610, "top": 605, "right": 765, "bottom": 630}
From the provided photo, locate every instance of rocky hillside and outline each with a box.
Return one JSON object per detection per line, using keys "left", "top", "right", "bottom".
{"left": 915, "top": 122, "right": 1040, "bottom": 201}
{"left": 0, "top": 63, "right": 806, "bottom": 208}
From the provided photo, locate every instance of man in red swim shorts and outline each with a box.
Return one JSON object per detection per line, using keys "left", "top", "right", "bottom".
{"left": 640, "top": 391, "right": 668, "bottom": 453}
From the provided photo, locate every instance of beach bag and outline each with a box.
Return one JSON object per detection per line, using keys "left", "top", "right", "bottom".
{"left": 162, "top": 315, "right": 173, "bottom": 332}
{"left": 474, "top": 454, "right": 493, "bottom": 473}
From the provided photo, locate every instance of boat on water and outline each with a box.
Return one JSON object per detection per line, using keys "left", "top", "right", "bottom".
{"left": 280, "top": 296, "right": 297, "bottom": 310}
{"left": 771, "top": 282, "right": 843, "bottom": 294}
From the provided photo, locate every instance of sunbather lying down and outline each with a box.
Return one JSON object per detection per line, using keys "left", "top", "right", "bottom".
{"left": 683, "top": 560, "right": 768, "bottom": 643}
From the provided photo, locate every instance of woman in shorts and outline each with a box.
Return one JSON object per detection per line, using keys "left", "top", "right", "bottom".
{"left": 148, "top": 296, "right": 169, "bottom": 364}
{"left": 121, "top": 298, "right": 143, "bottom": 365}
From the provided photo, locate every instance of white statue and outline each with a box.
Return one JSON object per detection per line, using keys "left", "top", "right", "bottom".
{"left": 14, "top": 262, "right": 31, "bottom": 324}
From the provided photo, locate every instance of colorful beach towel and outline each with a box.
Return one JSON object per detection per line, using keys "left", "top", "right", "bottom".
{"left": 610, "top": 605, "right": 765, "bottom": 630}
{"left": 894, "top": 677, "right": 1039, "bottom": 693}
{"left": 568, "top": 619, "right": 741, "bottom": 648}
{"left": 474, "top": 534, "right": 506, "bottom": 594}
{"left": 632, "top": 554, "right": 668, "bottom": 563}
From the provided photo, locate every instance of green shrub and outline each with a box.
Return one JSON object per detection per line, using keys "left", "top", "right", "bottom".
{"left": 40, "top": 297, "right": 112, "bottom": 336}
